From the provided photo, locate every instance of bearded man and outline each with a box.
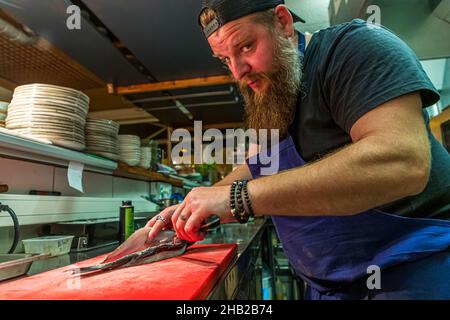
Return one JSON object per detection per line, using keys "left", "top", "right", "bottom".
{"left": 147, "top": 0, "right": 450, "bottom": 299}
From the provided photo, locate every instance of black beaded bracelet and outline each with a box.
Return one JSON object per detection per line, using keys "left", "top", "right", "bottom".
{"left": 229, "top": 180, "right": 253, "bottom": 224}
{"left": 230, "top": 181, "right": 238, "bottom": 217}
{"left": 242, "top": 180, "right": 254, "bottom": 218}
{"left": 236, "top": 181, "right": 246, "bottom": 215}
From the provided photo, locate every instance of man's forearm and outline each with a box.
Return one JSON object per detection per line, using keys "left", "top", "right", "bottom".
{"left": 213, "top": 163, "right": 253, "bottom": 187}
{"left": 247, "top": 136, "right": 429, "bottom": 217}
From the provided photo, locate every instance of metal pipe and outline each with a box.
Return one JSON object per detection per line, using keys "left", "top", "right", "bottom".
{"left": 175, "top": 100, "right": 193, "bottom": 120}
{"left": 0, "top": 17, "right": 37, "bottom": 45}
{"left": 130, "top": 86, "right": 235, "bottom": 104}
{"left": 0, "top": 202, "right": 20, "bottom": 254}
{"left": 145, "top": 97, "right": 240, "bottom": 112}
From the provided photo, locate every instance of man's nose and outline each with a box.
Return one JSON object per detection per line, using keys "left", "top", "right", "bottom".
{"left": 231, "top": 59, "right": 251, "bottom": 81}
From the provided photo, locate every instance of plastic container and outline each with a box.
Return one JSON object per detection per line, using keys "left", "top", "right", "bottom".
{"left": 22, "top": 235, "right": 74, "bottom": 256}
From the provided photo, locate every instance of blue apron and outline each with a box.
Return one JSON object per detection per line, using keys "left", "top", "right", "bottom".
{"left": 247, "top": 135, "right": 450, "bottom": 299}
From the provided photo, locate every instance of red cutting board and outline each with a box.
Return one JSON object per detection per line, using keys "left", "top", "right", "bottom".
{"left": 0, "top": 244, "right": 237, "bottom": 300}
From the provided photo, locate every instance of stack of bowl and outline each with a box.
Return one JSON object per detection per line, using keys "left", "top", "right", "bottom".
{"left": 85, "top": 118, "right": 120, "bottom": 161}
{"left": 5, "top": 84, "right": 89, "bottom": 150}
{"left": 139, "top": 146, "right": 152, "bottom": 169}
{"left": 118, "top": 135, "right": 141, "bottom": 166}
{"left": 0, "top": 101, "right": 8, "bottom": 128}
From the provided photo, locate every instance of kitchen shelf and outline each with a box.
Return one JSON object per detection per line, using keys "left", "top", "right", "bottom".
{"left": 0, "top": 129, "right": 199, "bottom": 188}
{"left": 114, "top": 162, "right": 185, "bottom": 187}
{"left": 0, "top": 129, "right": 117, "bottom": 174}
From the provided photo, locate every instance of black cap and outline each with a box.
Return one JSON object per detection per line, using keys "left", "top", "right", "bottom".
{"left": 199, "top": 0, "right": 306, "bottom": 38}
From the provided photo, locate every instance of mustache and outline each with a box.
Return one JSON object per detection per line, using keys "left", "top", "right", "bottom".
{"left": 240, "top": 72, "right": 270, "bottom": 84}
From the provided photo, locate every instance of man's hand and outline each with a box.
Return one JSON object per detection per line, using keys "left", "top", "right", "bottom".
{"left": 146, "top": 204, "right": 179, "bottom": 242}
{"left": 171, "top": 185, "right": 236, "bottom": 242}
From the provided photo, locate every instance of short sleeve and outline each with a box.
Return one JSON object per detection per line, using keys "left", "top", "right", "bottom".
{"left": 322, "top": 20, "right": 440, "bottom": 134}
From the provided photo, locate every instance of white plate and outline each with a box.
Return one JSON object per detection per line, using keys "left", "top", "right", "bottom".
{"left": 11, "top": 125, "right": 84, "bottom": 133}
{"left": 85, "top": 130, "right": 118, "bottom": 138}
{"left": 51, "top": 139, "right": 85, "bottom": 151}
{"left": 14, "top": 84, "right": 89, "bottom": 103}
{"left": 86, "top": 118, "right": 119, "bottom": 127}
{"left": 86, "top": 140, "right": 118, "bottom": 147}
{"left": 8, "top": 101, "right": 86, "bottom": 111}
{"left": 6, "top": 109, "right": 86, "bottom": 124}
{"left": 118, "top": 143, "right": 140, "bottom": 147}
{"left": 12, "top": 94, "right": 89, "bottom": 108}
{"left": 121, "top": 153, "right": 141, "bottom": 157}
{"left": 118, "top": 135, "right": 140, "bottom": 141}
{"left": 7, "top": 104, "right": 87, "bottom": 118}
{"left": 5, "top": 118, "right": 84, "bottom": 128}
{"left": 87, "top": 145, "right": 118, "bottom": 151}
{"left": 86, "top": 139, "right": 119, "bottom": 152}
{"left": 86, "top": 134, "right": 117, "bottom": 140}
{"left": 6, "top": 123, "right": 84, "bottom": 132}
{"left": 9, "top": 101, "right": 88, "bottom": 115}
{"left": 119, "top": 144, "right": 140, "bottom": 148}
{"left": 11, "top": 131, "right": 85, "bottom": 142}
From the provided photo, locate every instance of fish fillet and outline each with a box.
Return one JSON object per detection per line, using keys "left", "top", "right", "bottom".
{"left": 75, "top": 227, "right": 187, "bottom": 275}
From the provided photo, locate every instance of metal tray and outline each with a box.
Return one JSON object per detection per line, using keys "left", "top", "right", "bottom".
{"left": 0, "top": 254, "right": 49, "bottom": 281}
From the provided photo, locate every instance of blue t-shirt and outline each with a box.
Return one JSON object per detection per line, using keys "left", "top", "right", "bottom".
{"left": 289, "top": 19, "right": 450, "bottom": 218}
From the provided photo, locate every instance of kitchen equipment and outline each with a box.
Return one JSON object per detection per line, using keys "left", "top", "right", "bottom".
{"left": 22, "top": 235, "right": 74, "bottom": 256}
{"left": 0, "top": 185, "right": 8, "bottom": 193}
{"left": 0, "top": 253, "right": 49, "bottom": 281}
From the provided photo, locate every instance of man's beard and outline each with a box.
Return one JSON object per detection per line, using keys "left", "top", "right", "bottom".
{"left": 239, "top": 32, "right": 302, "bottom": 139}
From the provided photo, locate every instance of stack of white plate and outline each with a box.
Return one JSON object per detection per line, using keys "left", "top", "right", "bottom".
{"left": 85, "top": 118, "right": 120, "bottom": 161}
{"left": 0, "top": 101, "right": 8, "bottom": 128}
{"left": 5, "top": 84, "right": 89, "bottom": 150}
{"left": 139, "top": 146, "right": 152, "bottom": 169}
{"left": 118, "top": 135, "right": 141, "bottom": 166}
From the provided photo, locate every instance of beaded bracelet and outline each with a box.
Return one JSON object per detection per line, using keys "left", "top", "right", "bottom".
{"left": 230, "top": 181, "right": 238, "bottom": 219}
{"left": 236, "top": 181, "right": 246, "bottom": 215}
{"left": 241, "top": 180, "right": 254, "bottom": 218}
{"left": 229, "top": 180, "right": 253, "bottom": 224}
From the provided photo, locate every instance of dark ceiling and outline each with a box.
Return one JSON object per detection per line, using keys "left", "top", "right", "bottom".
{"left": 82, "top": 0, "right": 226, "bottom": 81}
{"left": 0, "top": 0, "right": 246, "bottom": 128}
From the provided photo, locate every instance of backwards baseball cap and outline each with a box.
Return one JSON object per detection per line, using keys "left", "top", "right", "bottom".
{"left": 199, "top": 0, "right": 306, "bottom": 38}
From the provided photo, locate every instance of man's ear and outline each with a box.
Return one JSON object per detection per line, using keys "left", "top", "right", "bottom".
{"left": 274, "top": 5, "right": 295, "bottom": 38}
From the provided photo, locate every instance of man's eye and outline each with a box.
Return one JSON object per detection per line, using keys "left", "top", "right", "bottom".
{"left": 241, "top": 44, "right": 252, "bottom": 53}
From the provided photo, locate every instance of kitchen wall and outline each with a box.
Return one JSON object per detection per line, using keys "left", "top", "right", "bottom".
{"left": 0, "top": 157, "right": 149, "bottom": 197}
{"left": 0, "top": 156, "right": 152, "bottom": 253}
